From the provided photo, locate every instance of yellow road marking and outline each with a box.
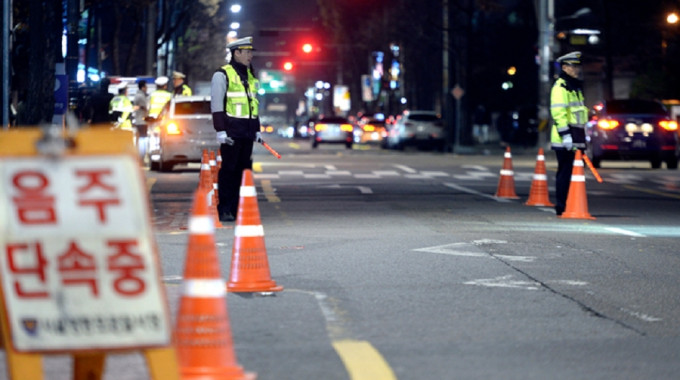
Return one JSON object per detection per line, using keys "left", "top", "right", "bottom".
{"left": 624, "top": 185, "right": 680, "bottom": 200}
{"left": 260, "top": 179, "right": 280, "bottom": 202}
{"left": 333, "top": 340, "right": 397, "bottom": 380}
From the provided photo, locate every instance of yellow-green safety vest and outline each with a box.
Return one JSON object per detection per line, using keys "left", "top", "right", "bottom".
{"left": 550, "top": 77, "right": 588, "bottom": 150}
{"left": 221, "top": 64, "right": 259, "bottom": 119}
{"left": 109, "top": 95, "right": 133, "bottom": 131}
{"left": 148, "top": 89, "right": 172, "bottom": 118}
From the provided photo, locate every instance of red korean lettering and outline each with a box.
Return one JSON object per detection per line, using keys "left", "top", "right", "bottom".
{"left": 57, "top": 241, "right": 99, "bottom": 296}
{"left": 107, "top": 240, "right": 146, "bottom": 296}
{"left": 11, "top": 171, "right": 57, "bottom": 225}
{"left": 75, "top": 168, "right": 120, "bottom": 223}
{"left": 6, "top": 242, "right": 49, "bottom": 298}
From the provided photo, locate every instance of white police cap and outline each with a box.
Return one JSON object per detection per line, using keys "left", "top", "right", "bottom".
{"left": 172, "top": 71, "right": 186, "bottom": 79}
{"left": 556, "top": 51, "right": 582, "bottom": 66}
{"left": 227, "top": 36, "right": 255, "bottom": 51}
{"left": 155, "top": 76, "right": 169, "bottom": 86}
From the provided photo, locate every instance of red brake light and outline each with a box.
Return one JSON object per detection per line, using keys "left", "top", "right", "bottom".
{"left": 165, "top": 122, "right": 182, "bottom": 135}
{"left": 597, "top": 119, "right": 619, "bottom": 130}
{"left": 659, "top": 120, "right": 678, "bottom": 131}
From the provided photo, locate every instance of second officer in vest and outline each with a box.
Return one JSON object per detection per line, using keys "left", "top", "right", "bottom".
{"left": 550, "top": 51, "right": 588, "bottom": 216}
{"left": 211, "top": 36, "right": 263, "bottom": 222}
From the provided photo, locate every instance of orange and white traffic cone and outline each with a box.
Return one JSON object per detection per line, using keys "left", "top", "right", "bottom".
{"left": 175, "top": 188, "right": 256, "bottom": 380}
{"left": 227, "top": 169, "right": 283, "bottom": 293}
{"left": 209, "top": 150, "right": 219, "bottom": 207}
{"left": 200, "top": 151, "right": 222, "bottom": 228}
{"left": 525, "top": 148, "right": 554, "bottom": 207}
{"left": 561, "top": 150, "right": 595, "bottom": 220}
{"left": 495, "top": 146, "right": 519, "bottom": 199}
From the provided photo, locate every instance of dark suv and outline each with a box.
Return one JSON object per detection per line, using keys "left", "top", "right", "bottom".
{"left": 586, "top": 99, "right": 679, "bottom": 169}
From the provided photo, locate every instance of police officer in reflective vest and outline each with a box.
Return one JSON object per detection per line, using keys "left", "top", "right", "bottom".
{"left": 211, "top": 36, "right": 263, "bottom": 222}
{"left": 148, "top": 76, "right": 172, "bottom": 119}
{"left": 172, "top": 71, "right": 193, "bottom": 96}
{"left": 550, "top": 51, "right": 588, "bottom": 216}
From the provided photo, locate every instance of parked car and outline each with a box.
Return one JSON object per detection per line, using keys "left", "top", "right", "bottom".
{"left": 385, "top": 110, "right": 445, "bottom": 151}
{"left": 354, "top": 117, "right": 388, "bottom": 145}
{"left": 586, "top": 99, "right": 679, "bottom": 169}
{"left": 147, "top": 95, "right": 220, "bottom": 172}
{"left": 310, "top": 116, "right": 354, "bottom": 149}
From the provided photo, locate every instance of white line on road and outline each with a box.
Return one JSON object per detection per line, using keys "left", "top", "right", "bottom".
{"left": 605, "top": 227, "right": 646, "bottom": 237}
{"left": 393, "top": 164, "right": 417, "bottom": 173}
{"left": 443, "top": 182, "right": 514, "bottom": 202}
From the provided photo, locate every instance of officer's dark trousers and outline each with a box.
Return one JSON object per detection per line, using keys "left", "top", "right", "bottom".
{"left": 218, "top": 139, "right": 254, "bottom": 217}
{"left": 554, "top": 149, "right": 576, "bottom": 214}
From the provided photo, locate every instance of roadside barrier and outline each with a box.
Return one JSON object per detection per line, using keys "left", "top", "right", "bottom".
{"left": 227, "top": 169, "right": 283, "bottom": 293}
{"left": 495, "top": 146, "right": 520, "bottom": 199}
{"left": 561, "top": 150, "right": 596, "bottom": 220}
{"left": 175, "top": 188, "right": 256, "bottom": 379}
{"left": 525, "top": 148, "right": 554, "bottom": 207}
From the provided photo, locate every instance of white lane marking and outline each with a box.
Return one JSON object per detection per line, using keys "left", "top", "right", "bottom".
{"left": 464, "top": 275, "right": 541, "bottom": 290}
{"left": 421, "top": 171, "right": 449, "bottom": 177}
{"left": 326, "top": 170, "right": 352, "bottom": 176}
{"left": 393, "top": 164, "right": 417, "bottom": 173}
{"left": 444, "top": 182, "right": 513, "bottom": 202}
{"left": 372, "top": 170, "right": 400, "bottom": 176}
{"left": 414, "top": 242, "right": 487, "bottom": 257}
{"left": 325, "top": 165, "right": 337, "bottom": 170}
{"left": 549, "top": 280, "right": 588, "bottom": 286}
{"left": 318, "top": 184, "right": 373, "bottom": 194}
{"left": 605, "top": 227, "right": 646, "bottom": 237}
{"left": 493, "top": 254, "right": 537, "bottom": 262}
{"left": 620, "top": 307, "right": 663, "bottom": 322}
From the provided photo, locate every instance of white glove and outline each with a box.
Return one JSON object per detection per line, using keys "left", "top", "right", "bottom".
{"left": 216, "top": 131, "right": 234, "bottom": 145}
{"left": 255, "top": 131, "right": 264, "bottom": 144}
{"left": 562, "top": 134, "right": 573, "bottom": 151}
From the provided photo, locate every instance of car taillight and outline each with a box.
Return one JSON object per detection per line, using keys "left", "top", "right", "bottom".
{"left": 597, "top": 119, "right": 619, "bottom": 130}
{"left": 315, "top": 123, "right": 327, "bottom": 132}
{"left": 363, "top": 124, "right": 376, "bottom": 132}
{"left": 341, "top": 124, "right": 353, "bottom": 132}
{"left": 659, "top": 120, "right": 678, "bottom": 131}
{"left": 165, "top": 122, "right": 182, "bottom": 135}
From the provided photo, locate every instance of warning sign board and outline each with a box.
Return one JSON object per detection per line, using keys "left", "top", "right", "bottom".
{"left": 0, "top": 154, "right": 171, "bottom": 352}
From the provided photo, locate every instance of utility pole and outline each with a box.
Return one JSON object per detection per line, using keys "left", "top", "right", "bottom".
{"left": 442, "top": 0, "right": 453, "bottom": 150}
{"left": 2, "top": 0, "right": 10, "bottom": 129}
{"left": 66, "top": 0, "right": 79, "bottom": 111}
{"left": 537, "top": 0, "right": 554, "bottom": 148}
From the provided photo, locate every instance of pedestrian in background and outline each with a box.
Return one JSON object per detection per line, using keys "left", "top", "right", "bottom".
{"left": 85, "top": 78, "right": 114, "bottom": 125}
{"left": 550, "top": 51, "right": 588, "bottom": 216}
{"left": 173, "top": 71, "right": 193, "bottom": 96}
{"left": 210, "top": 36, "right": 263, "bottom": 222}
{"left": 133, "top": 80, "right": 149, "bottom": 162}
{"left": 147, "top": 76, "right": 172, "bottom": 120}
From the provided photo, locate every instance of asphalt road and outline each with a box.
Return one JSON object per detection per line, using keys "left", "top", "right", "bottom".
{"left": 3, "top": 136, "right": 680, "bottom": 379}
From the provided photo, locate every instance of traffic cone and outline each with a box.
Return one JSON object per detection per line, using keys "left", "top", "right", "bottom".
{"left": 209, "top": 150, "right": 219, "bottom": 207}
{"left": 495, "top": 146, "right": 519, "bottom": 199}
{"left": 175, "top": 188, "right": 256, "bottom": 380}
{"left": 561, "top": 150, "right": 596, "bottom": 220}
{"left": 200, "top": 151, "right": 223, "bottom": 228}
{"left": 525, "top": 148, "right": 554, "bottom": 207}
{"left": 227, "top": 169, "right": 283, "bottom": 293}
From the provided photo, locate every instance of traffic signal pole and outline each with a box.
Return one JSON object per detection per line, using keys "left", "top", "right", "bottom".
{"left": 537, "top": 0, "right": 554, "bottom": 148}
{"left": 2, "top": 0, "right": 9, "bottom": 129}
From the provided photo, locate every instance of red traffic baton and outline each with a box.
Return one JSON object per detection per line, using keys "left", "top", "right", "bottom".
{"left": 261, "top": 141, "right": 281, "bottom": 159}
{"left": 581, "top": 151, "right": 603, "bottom": 183}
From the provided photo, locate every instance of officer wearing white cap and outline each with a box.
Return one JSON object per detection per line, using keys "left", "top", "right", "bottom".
{"left": 172, "top": 71, "right": 192, "bottom": 96}
{"left": 148, "top": 76, "right": 172, "bottom": 119}
{"left": 550, "top": 51, "right": 588, "bottom": 216}
{"left": 210, "top": 36, "right": 264, "bottom": 222}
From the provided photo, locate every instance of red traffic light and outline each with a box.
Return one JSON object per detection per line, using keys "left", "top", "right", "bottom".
{"left": 283, "top": 61, "right": 294, "bottom": 71}
{"left": 301, "top": 43, "right": 313, "bottom": 54}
